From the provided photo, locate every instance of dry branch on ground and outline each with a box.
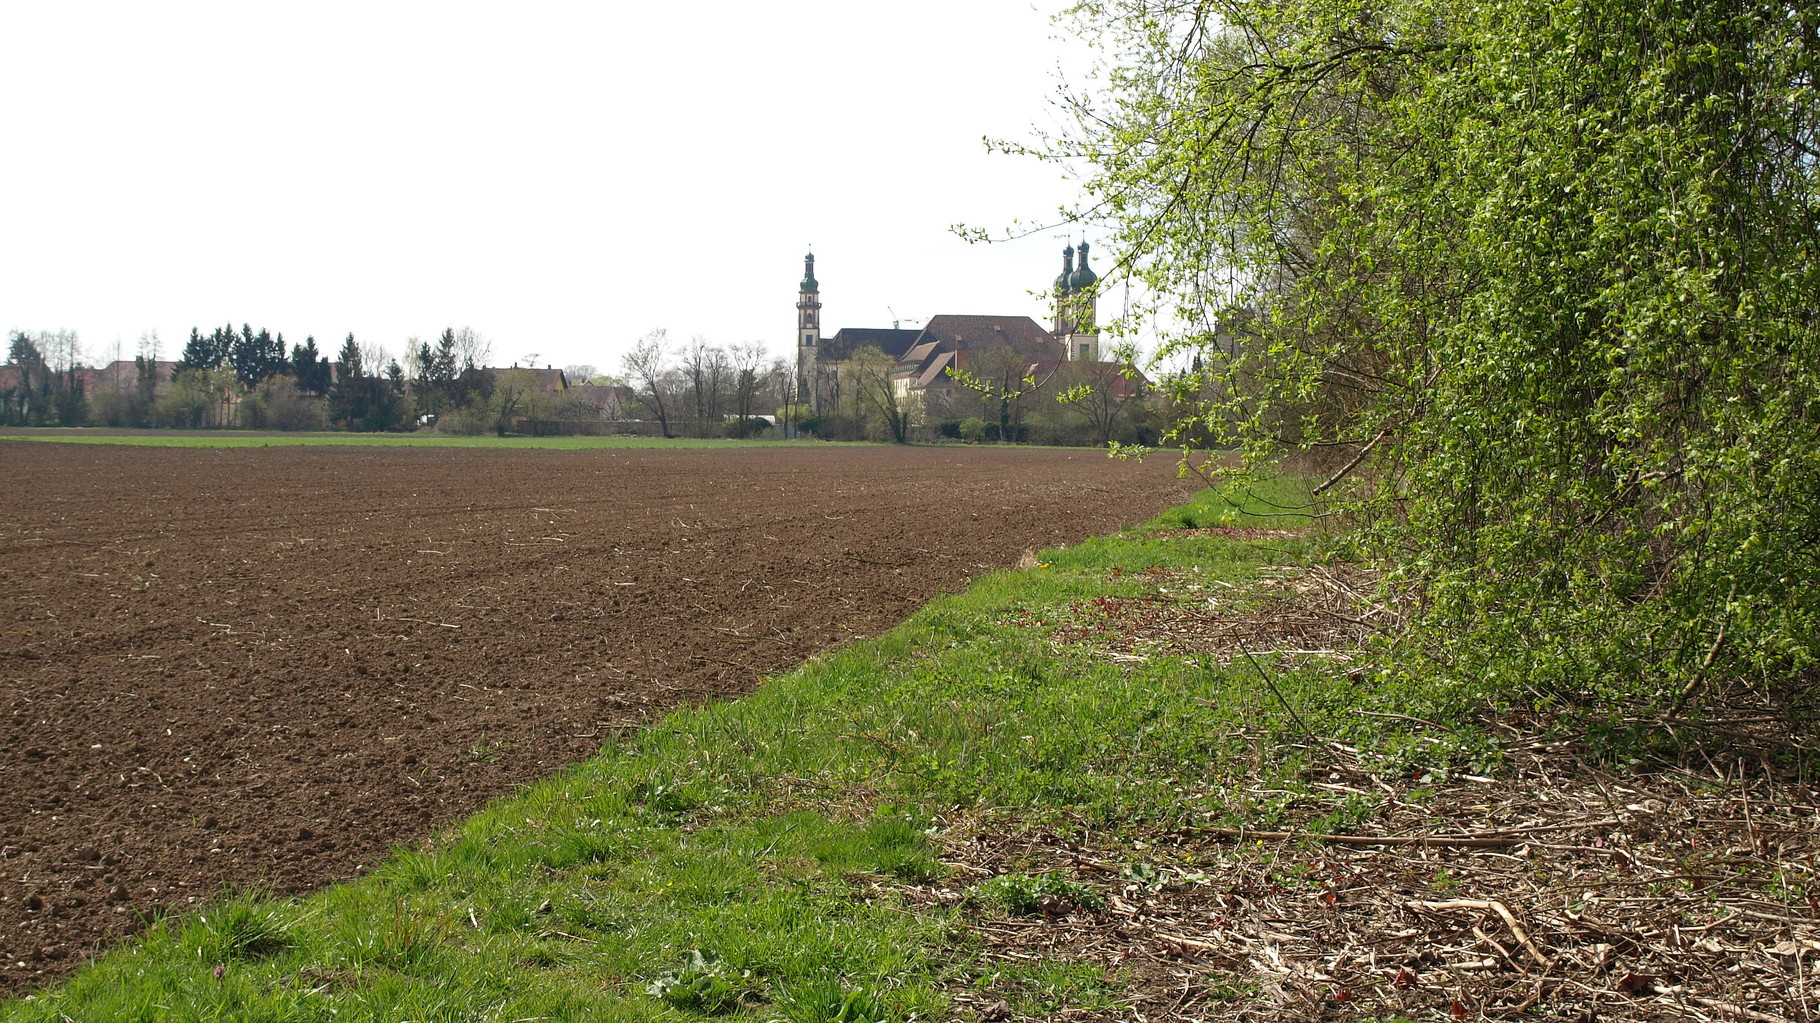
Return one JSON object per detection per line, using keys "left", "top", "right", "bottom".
{"left": 927, "top": 744, "right": 1820, "bottom": 1022}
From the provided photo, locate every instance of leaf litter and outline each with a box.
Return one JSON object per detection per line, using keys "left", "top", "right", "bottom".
{"left": 920, "top": 736, "right": 1820, "bottom": 1021}
{"left": 924, "top": 542, "right": 1820, "bottom": 1021}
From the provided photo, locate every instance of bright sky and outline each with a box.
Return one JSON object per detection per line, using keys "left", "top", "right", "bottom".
{"left": 1, "top": 1, "right": 1111, "bottom": 377}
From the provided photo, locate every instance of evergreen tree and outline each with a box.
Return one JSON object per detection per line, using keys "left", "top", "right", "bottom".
{"left": 2, "top": 331, "right": 50, "bottom": 425}
{"left": 174, "top": 327, "right": 223, "bottom": 373}
{"left": 230, "top": 324, "right": 285, "bottom": 387}
{"left": 290, "top": 336, "right": 330, "bottom": 395}
{"left": 327, "top": 333, "right": 404, "bottom": 431}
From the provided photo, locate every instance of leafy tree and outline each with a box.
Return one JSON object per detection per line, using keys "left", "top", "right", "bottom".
{"left": 154, "top": 365, "right": 236, "bottom": 428}
{"left": 486, "top": 368, "right": 537, "bottom": 436}
{"left": 1051, "top": 0, "right": 1820, "bottom": 711}
{"left": 948, "top": 346, "right": 1055, "bottom": 445}
{"left": 1054, "top": 355, "right": 1147, "bottom": 446}
{"left": 90, "top": 357, "right": 157, "bottom": 427}
{"left": 848, "top": 346, "right": 916, "bottom": 443}
{"left": 241, "top": 375, "right": 326, "bottom": 431}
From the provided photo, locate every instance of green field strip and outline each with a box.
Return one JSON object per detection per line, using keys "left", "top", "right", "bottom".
{"left": 4, "top": 480, "right": 1443, "bottom": 1022}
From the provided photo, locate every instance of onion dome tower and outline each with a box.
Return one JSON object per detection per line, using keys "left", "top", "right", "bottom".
{"left": 1053, "top": 244, "right": 1077, "bottom": 334}
{"left": 796, "top": 250, "right": 821, "bottom": 410}
{"left": 1054, "top": 240, "right": 1101, "bottom": 361}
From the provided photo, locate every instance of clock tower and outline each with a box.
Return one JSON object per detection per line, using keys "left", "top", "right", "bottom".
{"left": 796, "top": 250, "right": 822, "bottom": 410}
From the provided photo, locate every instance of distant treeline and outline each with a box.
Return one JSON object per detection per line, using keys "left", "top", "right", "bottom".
{"left": 3, "top": 325, "right": 1166, "bottom": 445}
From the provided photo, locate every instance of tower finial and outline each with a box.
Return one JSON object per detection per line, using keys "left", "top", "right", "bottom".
{"left": 800, "top": 250, "right": 818, "bottom": 293}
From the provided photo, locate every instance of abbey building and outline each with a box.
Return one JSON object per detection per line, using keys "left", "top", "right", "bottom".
{"left": 794, "top": 243, "right": 1134, "bottom": 421}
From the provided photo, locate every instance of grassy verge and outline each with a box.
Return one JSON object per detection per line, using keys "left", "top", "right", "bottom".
{"left": 0, "top": 430, "right": 803, "bottom": 450}
{"left": 5, "top": 477, "right": 1473, "bottom": 1021}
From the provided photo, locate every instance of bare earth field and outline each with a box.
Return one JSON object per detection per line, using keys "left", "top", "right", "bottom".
{"left": 0, "top": 441, "right": 1200, "bottom": 995}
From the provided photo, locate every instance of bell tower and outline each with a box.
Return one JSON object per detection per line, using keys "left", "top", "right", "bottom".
{"left": 1053, "top": 244, "right": 1077, "bottom": 335}
{"left": 1054, "top": 240, "right": 1100, "bottom": 361}
{"left": 796, "top": 250, "right": 821, "bottom": 410}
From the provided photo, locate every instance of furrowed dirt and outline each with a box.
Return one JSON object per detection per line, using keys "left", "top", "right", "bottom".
{"left": 0, "top": 441, "right": 1199, "bottom": 995}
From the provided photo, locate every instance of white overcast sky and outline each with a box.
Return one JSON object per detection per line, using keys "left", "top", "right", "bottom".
{"left": 1, "top": 1, "right": 1118, "bottom": 376}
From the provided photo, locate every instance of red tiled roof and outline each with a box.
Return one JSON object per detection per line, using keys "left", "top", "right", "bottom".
{"left": 891, "top": 315, "right": 1065, "bottom": 391}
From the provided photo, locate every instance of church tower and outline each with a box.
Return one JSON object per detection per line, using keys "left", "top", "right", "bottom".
{"left": 1054, "top": 240, "right": 1100, "bottom": 361}
{"left": 796, "top": 251, "right": 821, "bottom": 410}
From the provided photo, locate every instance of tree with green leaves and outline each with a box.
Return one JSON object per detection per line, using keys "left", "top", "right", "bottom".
{"left": 948, "top": 346, "right": 1056, "bottom": 445}
{"left": 1048, "top": 0, "right": 1820, "bottom": 712}
{"left": 1044, "top": 357, "right": 1147, "bottom": 447}
{"left": 847, "top": 345, "right": 916, "bottom": 443}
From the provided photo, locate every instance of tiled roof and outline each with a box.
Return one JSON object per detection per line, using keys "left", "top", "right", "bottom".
{"left": 910, "top": 350, "right": 957, "bottom": 389}
{"left": 566, "top": 383, "right": 637, "bottom": 411}
{"left": 484, "top": 367, "right": 569, "bottom": 393}
{"left": 891, "top": 315, "right": 1065, "bottom": 391}
{"left": 80, "top": 360, "right": 177, "bottom": 394}
{"left": 820, "top": 327, "right": 922, "bottom": 361}
{"left": 914, "top": 315, "right": 1062, "bottom": 358}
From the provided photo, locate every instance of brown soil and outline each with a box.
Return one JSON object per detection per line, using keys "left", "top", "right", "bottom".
{"left": 0, "top": 441, "right": 1200, "bottom": 995}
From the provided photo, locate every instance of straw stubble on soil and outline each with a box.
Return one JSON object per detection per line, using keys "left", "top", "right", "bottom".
{"left": 0, "top": 441, "right": 1200, "bottom": 995}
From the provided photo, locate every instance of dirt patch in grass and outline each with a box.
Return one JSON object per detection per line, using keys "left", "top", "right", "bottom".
{"left": 1051, "top": 563, "right": 1386, "bottom": 666}
{"left": 925, "top": 725, "right": 1820, "bottom": 1022}
{"left": 925, "top": 562, "right": 1818, "bottom": 1020}
{"left": 0, "top": 441, "right": 1200, "bottom": 995}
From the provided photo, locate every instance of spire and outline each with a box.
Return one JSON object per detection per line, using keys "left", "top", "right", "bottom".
{"left": 800, "top": 250, "right": 818, "bottom": 293}
{"left": 1054, "top": 243, "right": 1075, "bottom": 294}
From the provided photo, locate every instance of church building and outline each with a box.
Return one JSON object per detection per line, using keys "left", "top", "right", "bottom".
{"left": 794, "top": 243, "right": 1114, "bottom": 417}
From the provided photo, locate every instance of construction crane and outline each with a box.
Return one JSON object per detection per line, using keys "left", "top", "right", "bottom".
{"left": 887, "top": 307, "right": 923, "bottom": 330}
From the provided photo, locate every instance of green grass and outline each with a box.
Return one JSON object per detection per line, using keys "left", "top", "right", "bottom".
{"left": 0, "top": 429, "right": 804, "bottom": 450}
{"left": 1148, "top": 471, "right": 1320, "bottom": 529}
{"left": 3, "top": 478, "right": 1461, "bottom": 1021}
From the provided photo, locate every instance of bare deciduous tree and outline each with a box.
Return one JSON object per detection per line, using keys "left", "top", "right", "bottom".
{"left": 622, "top": 329, "right": 676, "bottom": 438}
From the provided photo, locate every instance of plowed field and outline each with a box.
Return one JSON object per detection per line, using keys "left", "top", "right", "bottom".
{"left": 0, "top": 441, "right": 1199, "bottom": 994}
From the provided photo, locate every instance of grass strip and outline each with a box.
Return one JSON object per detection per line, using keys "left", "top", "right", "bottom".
{"left": 0, "top": 431, "right": 807, "bottom": 450}
{"left": 4, "top": 476, "right": 1480, "bottom": 1021}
